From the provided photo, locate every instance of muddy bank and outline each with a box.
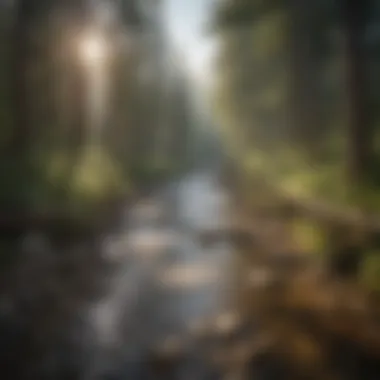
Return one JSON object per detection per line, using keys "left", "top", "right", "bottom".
{"left": 228, "top": 205, "right": 380, "bottom": 380}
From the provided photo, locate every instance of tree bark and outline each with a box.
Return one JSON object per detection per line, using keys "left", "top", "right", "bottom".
{"left": 341, "top": 0, "right": 371, "bottom": 184}
{"left": 10, "top": 1, "right": 33, "bottom": 157}
{"left": 287, "top": 0, "right": 323, "bottom": 153}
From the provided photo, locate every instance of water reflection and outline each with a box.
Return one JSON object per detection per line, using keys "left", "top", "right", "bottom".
{"left": 86, "top": 173, "right": 236, "bottom": 377}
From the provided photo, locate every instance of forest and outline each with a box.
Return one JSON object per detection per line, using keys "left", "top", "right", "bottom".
{"left": 212, "top": 0, "right": 380, "bottom": 291}
{"left": 1, "top": 0, "right": 380, "bottom": 379}
{"left": 0, "top": 0, "right": 193, "bottom": 227}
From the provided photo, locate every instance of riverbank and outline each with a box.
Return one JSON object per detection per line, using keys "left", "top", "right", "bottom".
{"left": 229, "top": 194, "right": 380, "bottom": 380}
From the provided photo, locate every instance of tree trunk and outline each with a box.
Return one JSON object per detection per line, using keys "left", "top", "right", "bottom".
{"left": 10, "top": 1, "right": 33, "bottom": 157}
{"left": 5, "top": 0, "right": 41, "bottom": 214}
{"left": 287, "top": 0, "right": 323, "bottom": 153}
{"left": 341, "top": 0, "right": 371, "bottom": 184}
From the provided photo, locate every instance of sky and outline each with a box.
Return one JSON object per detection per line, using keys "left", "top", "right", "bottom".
{"left": 163, "top": 0, "right": 217, "bottom": 85}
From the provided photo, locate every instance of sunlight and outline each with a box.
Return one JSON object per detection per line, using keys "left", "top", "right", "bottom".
{"left": 79, "top": 32, "right": 107, "bottom": 65}
{"left": 164, "top": 0, "right": 217, "bottom": 86}
{"left": 75, "top": 29, "right": 110, "bottom": 144}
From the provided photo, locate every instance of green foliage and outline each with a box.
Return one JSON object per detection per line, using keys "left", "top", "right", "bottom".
{"left": 292, "top": 218, "right": 328, "bottom": 257}
{"left": 0, "top": 158, "right": 36, "bottom": 209}
{"left": 212, "top": 0, "right": 380, "bottom": 207}
{"left": 212, "top": 0, "right": 380, "bottom": 295}
{"left": 212, "top": 0, "right": 284, "bottom": 32}
{"left": 0, "top": 0, "right": 193, "bottom": 224}
{"left": 360, "top": 252, "right": 380, "bottom": 293}
{"left": 47, "top": 146, "right": 128, "bottom": 204}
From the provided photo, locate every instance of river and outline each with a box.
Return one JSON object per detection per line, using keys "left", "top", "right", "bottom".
{"left": 85, "top": 172, "right": 238, "bottom": 379}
